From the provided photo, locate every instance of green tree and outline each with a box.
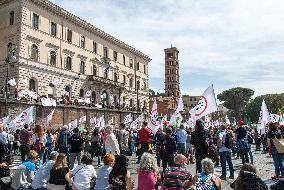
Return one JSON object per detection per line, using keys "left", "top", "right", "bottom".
{"left": 217, "top": 87, "right": 254, "bottom": 118}
{"left": 149, "top": 89, "right": 155, "bottom": 97}
{"left": 245, "top": 93, "right": 284, "bottom": 123}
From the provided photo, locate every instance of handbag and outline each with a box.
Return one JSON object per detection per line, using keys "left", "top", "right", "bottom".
{"left": 272, "top": 138, "right": 284, "bottom": 153}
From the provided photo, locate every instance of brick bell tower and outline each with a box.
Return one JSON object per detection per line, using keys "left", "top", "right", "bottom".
{"left": 164, "top": 46, "right": 180, "bottom": 98}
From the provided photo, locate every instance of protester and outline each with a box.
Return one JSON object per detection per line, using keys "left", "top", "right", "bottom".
{"left": 68, "top": 154, "right": 97, "bottom": 190}
{"left": 56, "top": 125, "right": 71, "bottom": 155}
{"left": 231, "top": 163, "right": 268, "bottom": 190}
{"left": 154, "top": 127, "right": 165, "bottom": 167}
{"left": 235, "top": 120, "right": 249, "bottom": 165}
{"left": 176, "top": 124, "right": 188, "bottom": 155}
{"left": 104, "top": 125, "right": 120, "bottom": 155}
{"left": 0, "top": 124, "right": 8, "bottom": 161}
{"left": 13, "top": 129, "right": 21, "bottom": 155}
{"left": 0, "top": 154, "right": 14, "bottom": 190}
{"left": 44, "top": 128, "right": 54, "bottom": 163}
{"left": 118, "top": 123, "right": 130, "bottom": 155}
{"left": 69, "top": 127, "right": 84, "bottom": 169}
{"left": 31, "top": 151, "right": 58, "bottom": 190}
{"left": 48, "top": 153, "right": 71, "bottom": 190}
{"left": 137, "top": 121, "right": 152, "bottom": 163}
{"left": 89, "top": 128, "right": 103, "bottom": 166}
{"left": 162, "top": 154, "right": 192, "bottom": 189}
{"left": 217, "top": 125, "right": 234, "bottom": 180}
{"left": 32, "top": 124, "right": 46, "bottom": 166}
{"left": 138, "top": 153, "right": 160, "bottom": 190}
{"left": 20, "top": 124, "right": 33, "bottom": 162}
{"left": 193, "top": 157, "right": 221, "bottom": 190}
{"left": 191, "top": 119, "right": 209, "bottom": 173}
{"left": 12, "top": 150, "right": 39, "bottom": 190}
{"left": 94, "top": 153, "right": 115, "bottom": 190}
{"left": 267, "top": 122, "right": 284, "bottom": 179}
{"left": 109, "top": 154, "right": 133, "bottom": 190}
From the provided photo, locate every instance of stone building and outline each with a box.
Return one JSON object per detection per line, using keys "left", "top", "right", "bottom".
{"left": 0, "top": 0, "right": 151, "bottom": 114}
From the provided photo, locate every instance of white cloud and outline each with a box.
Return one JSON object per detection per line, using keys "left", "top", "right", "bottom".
{"left": 50, "top": 0, "right": 284, "bottom": 96}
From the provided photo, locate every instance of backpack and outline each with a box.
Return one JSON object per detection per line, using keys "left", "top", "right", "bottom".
{"left": 247, "top": 134, "right": 253, "bottom": 144}
{"left": 224, "top": 133, "right": 233, "bottom": 149}
{"left": 194, "top": 173, "right": 216, "bottom": 190}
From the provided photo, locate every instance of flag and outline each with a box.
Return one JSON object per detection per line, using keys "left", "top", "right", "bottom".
{"left": 225, "top": 115, "right": 230, "bottom": 125}
{"left": 69, "top": 119, "right": 77, "bottom": 130}
{"left": 172, "top": 113, "right": 183, "bottom": 128}
{"left": 124, "top": 114, "right": 133, "bottom": 126}
{"left": 0, "top": 116, "right": 10, "bottom": 127}
{"left": 188, "top": 108, "right": 196, "bottom": 128}
{"left": 95, "top": 116, "right": 105, "bottom": 129}
{"left": 12, "top": 106, "right": 34, "bottom": 127}
{"left": 51, "top": 79, "right": 60, "bottom": 87}
{"left": 90, "top": 117, "right": 97, "bottom": 125}
{"left": 46, "top": 109, "right": 55, "bottom": 124}
{"left": 175, "top": 97, "right": 184, "bottom": 114}
{"left": 149, "top": 99, "right": 159, "bottom": 134}
{"left": 261, "top": 100, "right": 270, "bottom": 125}
{"left": 20, "top": 79, "right": 28, "bottom": 86}
{"left": 130, "top": 114, "right": 144, "bottom": 129}
{"left": 108, "top": 117, "right": 114, "bottom": 125}
{"left": 7, "top": 78, "right": 16, "bottom": 86}
{"left": 79, "top": 116, "right": 86, "bottom": 124}
{"left": 280, "top": 113, "right": 284, "bottom": 125}
{"left": 269, "top": 113, "right": 280, "bottom": 123}
{"left": 161, "top": 114, "right": 169, "bottom": 127}
{"left": 190, "top": 85, "right": 218, "bottom": 119}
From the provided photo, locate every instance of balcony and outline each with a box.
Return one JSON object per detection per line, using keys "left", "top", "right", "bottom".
{"left": 86, "top": 75, "right": 126, "bottom": 90}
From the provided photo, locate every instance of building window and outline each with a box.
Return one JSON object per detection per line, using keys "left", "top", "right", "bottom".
{"left": 129, "top": 58, "right": 133, "bottom": 68}
{"left": 136, "top": 62, "right": 140, "bottom": 70}
{"left": 32, "top": 13, "right": 39, "bottom": 29}
{"left": 130, "top": 99, "right": 133, "bottom": 107}
{"left": 29, "top": 79, "right": 36, "bottom": 92}
{"left": 114, "top": 73, "right": 118, "bottom": 82}
{"left": 93, "top": 41, "right": 97, "bottom": 53}
{"left": 137, "top": 81, "right": 140, "bottom": 90}
{"left": 65, "top": 56, "right": 72, "bottom": 70}
{"left": 80, "top": 61, "right": 85, "bottom": 74}
{"left": 103, "top": 47, "right": 108, "bottom": 58}
{"left": 104, "top": 70, "right": 108, "bottom": 79}
{"left": 50, "top": 51, "right": 56, "bottom": 65}
{"left": 30, "top": 44, "right": 38, "bottom": 61}
{"left": 101, "top": 90, "right": 108, "bottom": 105}
{"left": 123, "top": 55, "right": 126, "bottom": 65}
{"left": 65, "top": 86, "right": 71, "bottom": 96}
{"left": 143, "top": 65, "right": 146, "bottom": 74}
{"left": 93, "top": 65, "right": 97, "bottom": 76}
{"left": 47, "top": 83, "right": 54, "bottom": 98}
{"left": 123, "top": 75, "right": 126, "bottom": 84}
{"left": 67, "top": 29, "right": 72, "bottom": 42}
{"left": 50, "top": 22, "right": 57, "bottom": 36}
{"left": 91, "top": 91, "right": 96, "bottom": 103}
{"left": 113, "top": 51, "right": 117, "bottom": 61}
{"left": 129, "top": 78, "right": 133, "bottom": 88}
{"left": 143, "top": 82, "right": 146, "bottom": 90}
{"left": 80, "top": 35, "right": 85, "bottom": 48}
{"left": 79, "top": 89, "right": 84, "bottom": 97}
{"left": 9, "top": 11, "right": 14, "bottom": 25}
{"left": 113, "top": 96, "right": 117, "bottom": 105}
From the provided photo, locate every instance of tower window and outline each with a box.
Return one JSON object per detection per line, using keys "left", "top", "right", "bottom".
{"left": 136, "top": 62, "right": 140, "bottom": 70}
{"left": 9, "top": 11, "right": 14, "bottom": 25}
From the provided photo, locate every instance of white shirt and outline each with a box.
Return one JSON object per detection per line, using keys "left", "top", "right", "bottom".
{"left": 72, "top": 164, "right": 97, "bottom": 190}
{"left": 31, "top": 160, "right": 55, "bottom": 189}
{"left": 0, "top": 131, "right": 8, "bottom": 144}
{"left": 105, "top": 133, "right": 120, "bottom": 155}
{"left": 218, "top": 131, "right": 232, "bottom": 152}
{"left": 32, "top": 134, "right": 47, "bottom": 144}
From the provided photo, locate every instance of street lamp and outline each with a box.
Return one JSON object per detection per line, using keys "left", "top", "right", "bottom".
{"left": 4, "top": 43, "right": 17, "bottom": 116}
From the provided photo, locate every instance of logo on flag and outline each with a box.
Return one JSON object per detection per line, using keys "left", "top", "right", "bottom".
{"left": 195, "top": 96, "right": 208, "bottom": 117}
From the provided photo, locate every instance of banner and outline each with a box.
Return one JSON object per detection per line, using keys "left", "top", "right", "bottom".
{"left": 46, "top": 109, "right": 55, "bottom": 124}
{"left": 130, "top": 114, "right": 144, "bottom": 129}
{"left": 79, "top": 116, "right": 86, "bottom": 124}
{"left": 11, "top": 106, "right": 34, "bottom": 127}
{"left": 269, "top": 113, "right": 280, "bottom": 123}
{"left": 41, "top": 97, "right": 56, "bottom": 107}
{"left": 150, "top": 99, "right": 159, "bottom": 134}
{"left": 69, "top": 119, "right": 77, "bottom": 130}
{"left": 175, "top": 97, "right": 184, "bottom": 114}
{"left": 261, "top": 100, "right": 270, "bottom": 125}
{"left": 7, "top": 78, "right": 16, "bottom": 86}
{"left": 124, "top": 114, "right": 133, "bottom": 126}
{"left": 190, "top": 85, "right": 218, "bottom": 119}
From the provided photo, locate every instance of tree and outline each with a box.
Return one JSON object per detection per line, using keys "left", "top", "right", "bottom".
{"left": 217, "top": 87, "right": 254, "bottom": 118}
{"left": 149, "top": 89, "right": 155, "bottom": 97}
{"left": 245, "top": 93, "right": 284, "bottom": 123}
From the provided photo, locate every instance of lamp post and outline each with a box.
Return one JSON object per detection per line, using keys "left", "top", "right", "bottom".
{"left": 4, "top": 43, "right": 17, "bottom": 116}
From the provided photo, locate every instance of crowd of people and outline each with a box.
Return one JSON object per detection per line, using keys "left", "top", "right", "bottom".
{"left": 0, "top": 118, "right": 283, "bottom": 190}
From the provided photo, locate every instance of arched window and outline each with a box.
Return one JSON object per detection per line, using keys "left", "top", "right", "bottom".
{"left": 129, "top": 78, "right": 133, "bottom": 88}
{"left": 50, "top": 51, "right": 56, "bottom": 65}
{"left": 79, "top": 89, "right": 84, "bottom": 97}
{"left": 80, "top": 61, "right": 85, "bottom": 74}
{"left": 93, "top": 65, "right": 97, "bottom": 76}
{"left": 130, "top": 99, "right": 133, "bottom": 107}
{"left": 137, "top": 81, "right": 140, "bottom": 90}
{"left": 66, "top": 56, "right": 72, "bottom": 70}
{"left": 65, "top": 86, "right": 71, "bottom": 97}
{"left": 101, "top": 90, "right": 108, "bottom": 105}
{"left": 104, "top": 70, "right": 108, "bottom": 79}
{"left": 31, "top": 44, "right": 38, "bottom": 61}
{"left": 114, "top": 73, "right": 118, "bottom": 82}
{"left": 47, "top": 83, "right": 55, "bottom": 98}
{"left": 29, "top": 79, "right": 36, "bottom": 92}
{"left": 91, "top": 91, "right": 96, "bottom": 102}
{"left": 113, "top": 96, "right": 117, "bottom": 105}
{"left": 137, "top": 100, "right": 140, "bottom": 109}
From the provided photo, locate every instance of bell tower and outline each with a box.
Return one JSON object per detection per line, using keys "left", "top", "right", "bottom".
{"left": 164, "top": 46, "right": 180, "bottom": 98}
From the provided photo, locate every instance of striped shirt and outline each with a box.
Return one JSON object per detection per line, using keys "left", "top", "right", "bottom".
{"left": 163, "top": 165, "right": 192, "bottom": 190}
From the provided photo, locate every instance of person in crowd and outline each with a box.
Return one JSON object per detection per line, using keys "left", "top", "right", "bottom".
{"left": 217, "top": 125, "right": 234, "bottom": 180}
{"left": 0, "top": 124, "right": 8, "bottom": 161}
{"left": 12, "top": 150, "right": 39, "bottom": 190}
{"left": 94, "top": 153, "right": 115, "bottom": 190}
{"left": 176, "top": 124, "right": 188, "bottom": 155}
{"left": 32, "top": 124, "right": 47, "bottom": 166}
{"left": 89, "top": 128, "right": 102, "bottom": 166}
{"left": 235, "top": 120, "right": 249, "bottom": 165}
{"left": 132, "top": 129, "right": 138, "bottom": 154}
{"left": 138, "top": 153, "right": 160, "bottom": 190}
{"left": 255, "top": 130, "right": 262, "bottom": 151}
{"left": 68, "top": 127, "right": 85, "bottom": 169}
{"left": 104, "top": 125, "right": 120, "bottom": 155}
{"left": 154, "top": 127, "right": 165, "bottom": 167}
{"left": 137, "top": 121, "right": 152, "bottom": 164}
{"left": 109, "top": 154, "right": 133, "bottom": 190}
{"left": 267, "top": 122, "right": 284, "bottom": 179}
{"left": 247, "top": 129, "right": 254, "bottom": 164}
{"left": 118, "top": 123, "right": 130, "bottom": 155}
{"left": 7, "top": 130, "right": 14, "bottom": 154}
{"left": 31, "top": 151, "right": 58, "bottom": 190}
{"left": 193, "top": 158, "right": 221, "bottom": 190}
{"left": 48, "top": 153, "right": 71, "bottom": 190}
{"left": 231, "top": 163, "right": 268, "bottom": 190}
{"left": 56, "top": 125, "right": 71, "bottom": 155}
{"left": 270, "top": 178, "right": 284, "bottom": 190}
{"left": 83, "top": 130, "right": 92, "bottom": 153}
{"left": 13, "top": 129, "right": 21, "bottom": 155}
{"left": 162, "top": 154, "right": 192, "bottom": 190}
{"left": 44, "top": 128, "right": 54, "bottom": 163}
{"left": 160, "top": 127, "right": 177, "bottom": 171}
{"left": 0, "top": 154, "right": 14, "bottom": 178}
{"left": 0, "top": 124, "right": 8, "bottom": 145}
{"left": 68, "top": 153, "right": 97, "bottom": 190}
{"left": 20, "top": 124, "right": 33, "bottom": 162}
{"left": 190, "top": 119, "right": 209, "bottom": 173}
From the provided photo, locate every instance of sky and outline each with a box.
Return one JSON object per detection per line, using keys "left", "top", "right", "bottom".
{"left": 50, "top": 0, "right": 284, "bottom": 97}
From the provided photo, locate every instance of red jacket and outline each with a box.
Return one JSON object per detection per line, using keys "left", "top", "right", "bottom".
{"left": 138, "top": 127, "right": 151, "bottom": 143}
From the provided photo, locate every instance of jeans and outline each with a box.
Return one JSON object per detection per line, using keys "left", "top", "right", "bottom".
{"left": 196, "top": 156, "right": 203, "bottom": 174}
{"left": 137, "top": 142, "right": 149, "bottom": 163}
{"left": 70, "top": 151, "right": 83, "bottom": 169}
{"left": 239, "top": 149, "right": 249, "bottom": 165}
{"left": 219, "top": 151, "right": 234, "bottom": 177}
{"left": 177, "top": 143, "right": 186, "bottom": 155}
{"left": 20, "top": 144, "right": 30, "bottom": 162}
{"left": 162, "top": 156, "right": 175, "bottom": 172}
{"left": 248, "top": 144, "right": 253, "bottom": 164}
{"left": 271, "top": 146, "right": 284, "bottom": 176}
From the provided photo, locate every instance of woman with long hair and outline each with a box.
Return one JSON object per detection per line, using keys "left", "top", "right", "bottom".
{"left": 138, "top": 153, "right": 160, "bottom": 190}
{"left": 43, "top": 128, "right": 54, "bottom": 163}
{"left": 48, "top": 153, "right": 71, "bottom": 190}
{"left": 108, "top": 154, "right": 133, "bottom": 190}
{"left": 89, "top": 128, "right": 103, "bottom": 166}
{"left": 32, "top": 124, "right": 46, "bottom": 166}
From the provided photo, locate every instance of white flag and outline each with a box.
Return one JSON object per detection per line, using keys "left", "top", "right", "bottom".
{"left": 108, "top": 117, "right": 114, "bottom": 125}
{"left": 95, "top": 116, "right": 105, "bottom": 129}
{"left": 124, "top": 114, "right": 133, "bottom": 126}
{"left": 225, "top": 115, "right": 230, "bottom": 125}
{"left": 51, "top": 79, "right": 60, "bottom": 87}
{"left": 90, "top": 117, "right": 97, "bottom": 125}
{"left": 47, "top": 109, "right": 55, "bottom": 124}
{"left": 79, "top": 116, "right": 86, "bottom": 124}
{"left": 69, "top": 119, "right": 77, "bottom": 130}
{"left": 12, "top": 106, "right": 34, "bottom": 127}
{"left": 190, "top": 85, "right": 218, "bottom": 119}
{"left": 269, "top": 113, "right": 280, "bottom": 123}
{"left": 150, "top": 99, "right": 159, "bottom": 134}
{"left": 175, "top": 97, "right": 184, "bottom": 114}
{"left": 261, "top": 100, "right": 270, "bottom": 125}
{"left": 130, "top": 114, "right": 144, "bottom": 129}
{"left": 0, "top": 116, "right": 9, "bottom": 127}
{"left": 20, "top": 79, "right": 28, "bottom": 86}
{"left": 188, "top": 109, "right": 196, "bottom": 128}
{"left": 280, "top": 113, "right": 284, "bottom": 125}
{"left": 8, "top": 78, "right": 16, "bottom": 86}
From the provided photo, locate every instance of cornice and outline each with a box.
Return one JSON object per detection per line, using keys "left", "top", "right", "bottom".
{"left": 45, "top": 42, "right": 59, "bottom": 50}
{"left": 26, "top": 35, "right": 43, "bottom": 43}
